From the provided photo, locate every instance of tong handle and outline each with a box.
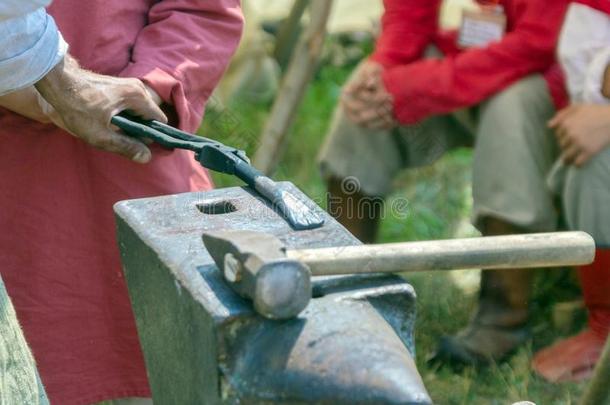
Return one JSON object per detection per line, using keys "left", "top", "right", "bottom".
{"left": 111, "top": 115, "right": 201, "bottom": 152}
{"left": 135, "top": 117, "right": 208, "bottom": 144}
{"left": 112, "top": 113, "right": 252, "bottom": 175}
{"left": 115, "top": 113, "right": 221, "bottom": 145}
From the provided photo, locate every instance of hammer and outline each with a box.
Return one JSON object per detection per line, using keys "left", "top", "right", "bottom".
{"left": 202, "top": 230, "right": 595, "bottom": 320}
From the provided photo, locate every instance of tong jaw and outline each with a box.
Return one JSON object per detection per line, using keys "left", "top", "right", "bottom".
{"left": 196, "top": 143, "right": 251, "bottom": 176}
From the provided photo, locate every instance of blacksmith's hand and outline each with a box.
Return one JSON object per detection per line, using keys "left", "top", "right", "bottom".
{"left": 34, "top": 55, "right": 167, "bottom": 163}
{"left": 341, "top": 61, "right": 397, "bottom": 130}
{"left": 549, "top": 104, "right": 610, "bottom": 167}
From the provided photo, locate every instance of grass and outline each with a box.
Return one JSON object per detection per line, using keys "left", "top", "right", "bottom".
{"left": 200, "top": 56, "right": 589, "bottom": 403}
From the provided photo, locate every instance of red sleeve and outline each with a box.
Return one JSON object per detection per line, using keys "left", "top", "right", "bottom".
{"left": 383, "top": 0, "right": 569, "bottom": 124}
{"left": 370, "top": 0, "right": 441, "bottom": 67}
{"left": 119, "top": 0, "right": 244, "bottom": 131}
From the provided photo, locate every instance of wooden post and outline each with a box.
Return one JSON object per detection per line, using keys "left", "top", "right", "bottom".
{"left": 273, "top": 0, "right": 309, "bottom": 70}
{"left": 253, "top": 0, "right": 333, "bottom": 175}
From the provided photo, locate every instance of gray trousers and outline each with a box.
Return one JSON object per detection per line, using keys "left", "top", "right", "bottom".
{"left": 319, "top": 75, "right": 610, "bottom": 244}
{"left": 560, "top": 150, "right": 610, "bottom": 246}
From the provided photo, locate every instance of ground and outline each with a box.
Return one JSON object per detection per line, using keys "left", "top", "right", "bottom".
{"left": 201, "top": 41, "right": 591, "bottom": 402}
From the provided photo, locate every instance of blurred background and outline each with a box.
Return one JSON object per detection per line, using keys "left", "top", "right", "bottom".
{"left": 201, "top": 1, "right": 586, "bottom": 403}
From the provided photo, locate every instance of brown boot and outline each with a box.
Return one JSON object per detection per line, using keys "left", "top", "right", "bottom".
{"left": 431, "top": 268, "right": 532, "bottom": 367}
{"left": 327, "top": 177, "right": 382, "bottom": 244}
{"left": 430, "top": 219, "right": 533, "bottom": 367}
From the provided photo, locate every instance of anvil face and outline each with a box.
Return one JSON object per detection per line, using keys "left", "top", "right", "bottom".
{"left": 114, "top": 182, "right": 431, "bottom": 404}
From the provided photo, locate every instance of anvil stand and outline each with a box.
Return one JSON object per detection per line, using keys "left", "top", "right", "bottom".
{"left": 115, "top": 182, "right": 432, "bottom": 404}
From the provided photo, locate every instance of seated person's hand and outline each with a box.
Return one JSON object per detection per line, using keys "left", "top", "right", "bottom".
{"left": 341, "top": 60, "right": 397, "bottom": 130}
{"left": 33, "top": 55, "right": 167, "bottom": 163}
{"left": 549, "top": 104, "right": 610, "bottom": 166}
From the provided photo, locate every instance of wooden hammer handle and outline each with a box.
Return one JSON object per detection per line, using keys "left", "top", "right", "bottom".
{"left": 287, "top": 232, "right": 595, "bottom": 276}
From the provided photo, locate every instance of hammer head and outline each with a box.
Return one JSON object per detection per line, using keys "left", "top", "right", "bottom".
{"left": 202, "top": 230, "right": 312, "bottom": 320}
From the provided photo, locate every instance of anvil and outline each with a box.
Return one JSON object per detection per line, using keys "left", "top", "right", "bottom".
{"left": 115, "top": 183, "right": 432, "bottom": 404}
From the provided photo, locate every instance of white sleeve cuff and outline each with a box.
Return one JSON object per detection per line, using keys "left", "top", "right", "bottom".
{"left": 583, "top": 47, "right": 610, "bottom": 104}
{"left": 0, "top": 0, "right": 52, "bottom": 21}
{"left": 0, "top": 9, "right": 68, "bottom": 96}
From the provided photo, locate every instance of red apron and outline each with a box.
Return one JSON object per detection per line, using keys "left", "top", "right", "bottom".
{"left": 0, "top": 1, "right": 242, "bottom": 403}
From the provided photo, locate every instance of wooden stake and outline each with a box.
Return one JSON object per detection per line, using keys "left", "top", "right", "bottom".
{"left": 253, "top": 0, "right": 333, "bottom": 175}
{"left": 273, "top": 0, "right": 309, "bottom": 70}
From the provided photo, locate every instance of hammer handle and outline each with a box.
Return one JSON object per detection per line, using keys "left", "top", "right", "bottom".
{"left": 287, "top": 232, "right": 595, "bottom": 276}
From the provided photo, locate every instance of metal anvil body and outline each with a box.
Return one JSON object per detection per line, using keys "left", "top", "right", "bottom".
{"left": 115, "top": 182, "right": 431, "bottom": 404}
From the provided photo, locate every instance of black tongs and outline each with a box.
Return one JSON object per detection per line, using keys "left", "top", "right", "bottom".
{"left": 111, "top": 113, "right": 324, "bottom": 231}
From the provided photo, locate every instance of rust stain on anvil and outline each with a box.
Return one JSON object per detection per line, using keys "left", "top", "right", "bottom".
{"left": 114, "top": 182, "right": 432, "bottom": 404}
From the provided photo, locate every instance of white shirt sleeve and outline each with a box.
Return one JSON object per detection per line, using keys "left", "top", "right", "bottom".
{"left": 558, "top": 3, "right": 610, "bottom": 104}
{"left": 582, "top": 46, "right": 610, "bottom": 104}
{"left": 0, "top": 4, "right": 67, "bottom": 96}
{"left": 0, "top": 0, "right": 52, "bottom": 21}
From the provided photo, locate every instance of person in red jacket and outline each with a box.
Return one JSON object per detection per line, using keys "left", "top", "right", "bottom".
{"left": 318, "top": 0, "right": 569, "bottom": 366}
{"left": 530, "top": 0, "right": 610, "bottom": 382}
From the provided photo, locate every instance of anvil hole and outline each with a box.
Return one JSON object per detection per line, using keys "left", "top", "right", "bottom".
{"left": 197, "top": 201, "right": 237, "bottom": 215}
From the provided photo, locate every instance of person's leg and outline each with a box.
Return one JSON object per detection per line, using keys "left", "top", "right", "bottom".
{"left": 326, "top": 175, "right": 383, "bottom": 243}
{"left": 432, "top": 76, "right": 560, "bottom": 366}
{"left": 319, "top": 46, "right": 477, "bottom": 242}
{"left": 319, "top": 93, "right": 472, "bottom": 242}
{"left": 319, "top": 103, "right": 403, "bottom": 242}
{"left": 533, "top": 148, "right": 610, "bottom": 382}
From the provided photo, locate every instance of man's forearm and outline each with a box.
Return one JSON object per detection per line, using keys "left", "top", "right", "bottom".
{"left": 35, "top": 56, "right": 76, "bottom": 104}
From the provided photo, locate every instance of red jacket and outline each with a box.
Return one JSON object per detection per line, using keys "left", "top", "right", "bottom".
{"left": 371, "top": 0, "right": 569, "bottom": 124}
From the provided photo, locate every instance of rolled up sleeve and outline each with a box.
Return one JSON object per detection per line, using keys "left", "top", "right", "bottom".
{"left": 0, "top": 7, "right": 67, "bottom": 96}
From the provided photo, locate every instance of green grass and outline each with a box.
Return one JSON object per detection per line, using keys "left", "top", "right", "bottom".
{"left": 200, "top": 61, "right": 588, "bottom": 404}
